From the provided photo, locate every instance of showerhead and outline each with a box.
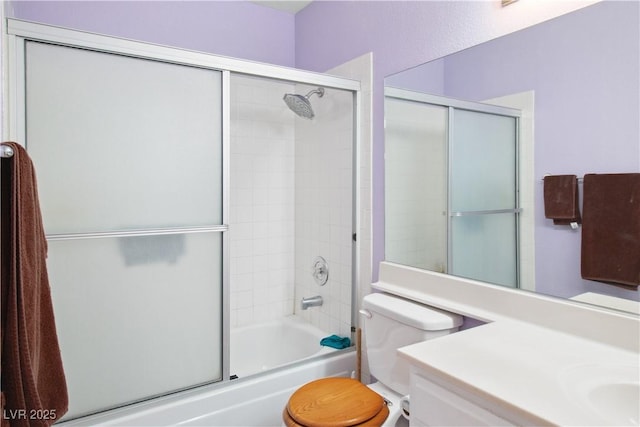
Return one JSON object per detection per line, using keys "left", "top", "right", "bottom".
{"left": 283, "top": 87, "right": 325, "bottom": 119}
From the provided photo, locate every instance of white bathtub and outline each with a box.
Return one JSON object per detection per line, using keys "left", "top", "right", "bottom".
{"left": 60, "top": 318, "right": 355, "bottom": 426}
{"left": 231, "top": 315, "right": 337, "bottom": 378}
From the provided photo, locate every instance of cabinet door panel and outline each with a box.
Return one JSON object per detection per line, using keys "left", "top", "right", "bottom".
{"left": 411, "top": 375, "right": 514, "bottom": 427}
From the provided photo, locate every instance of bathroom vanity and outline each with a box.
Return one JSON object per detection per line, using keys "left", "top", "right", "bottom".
{"left": 373, "top": 262, "right": 640, "bottom": 426}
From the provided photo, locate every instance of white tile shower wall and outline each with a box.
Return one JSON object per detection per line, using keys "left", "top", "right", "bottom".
{"left": 330, "top": 53, "right": 373, "bottom": 383}
{"left": 230, "top": 75, "right": 296, "bottom": 327}
{"left": 330, "top": 53, "right": 374, "bottom": 309}
{"left": 230, "top": 59, "right": 371, "bottom": 340}
{"left": 294, "top": 85, "right": 354, "bottom": 339}
{"left": 293, "top": 53, "right": 374, "bottom": 341}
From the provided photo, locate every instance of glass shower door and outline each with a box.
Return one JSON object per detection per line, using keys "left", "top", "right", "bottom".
{"left": 449, "top": 109, "right": 519, "bottom": 287}
{"left": 24, "top": 41, "right": 224, "bottom": 419}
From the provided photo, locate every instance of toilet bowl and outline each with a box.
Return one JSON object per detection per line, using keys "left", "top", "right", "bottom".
{"left": 283, "top": 293, "right": 462, "bottom": 426}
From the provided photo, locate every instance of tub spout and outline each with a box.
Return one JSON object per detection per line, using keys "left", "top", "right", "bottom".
{"left": 301, "top": 295, "right": 323, "bottom": 310}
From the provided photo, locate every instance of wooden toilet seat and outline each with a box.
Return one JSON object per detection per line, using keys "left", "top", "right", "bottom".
{"left": 283, "top": 378, "right": 390, "bottom": 427}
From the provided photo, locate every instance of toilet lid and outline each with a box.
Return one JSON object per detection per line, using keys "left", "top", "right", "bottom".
{"left": 286, "top": 378, "right": 386, "bottom": 427}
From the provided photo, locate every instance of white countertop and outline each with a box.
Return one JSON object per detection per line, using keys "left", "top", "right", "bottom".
{"left": 374, "top": 262, "right": 640, "bottom": 426}
{"left": 399, "top": 319, "right": 640, "bottom": 426}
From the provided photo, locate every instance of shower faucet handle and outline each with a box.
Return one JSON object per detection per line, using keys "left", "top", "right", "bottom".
{"left": 312, "top": 256, "right": 329, "bottom": 286}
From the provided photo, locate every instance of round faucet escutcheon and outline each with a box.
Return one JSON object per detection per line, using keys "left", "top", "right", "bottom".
{"left": 312, "top": 256, "right": 329, "bottom": 286}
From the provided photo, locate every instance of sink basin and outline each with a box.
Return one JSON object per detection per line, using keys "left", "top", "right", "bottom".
{"left": 587, "top": 383, "right": 639, "bottom": 426}
{"left": 560, "top": 363, "right": 640, "bottom": 426}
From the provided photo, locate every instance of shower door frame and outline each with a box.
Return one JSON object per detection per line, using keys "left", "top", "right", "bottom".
{"left": 3, "top": 17, "right": 361, "bottom": 414}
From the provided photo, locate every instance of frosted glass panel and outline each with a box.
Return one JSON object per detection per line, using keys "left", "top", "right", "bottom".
{"left": 47, "top": 233, "right": 223, "bottom": 419}
{"left": 25, "top": 42, "right": 222, "bottom": 234}
{"left": 451, "top": 213, "right": 517, "bottom": 287}
{"left": 385, "top": 98, "right": 448, "bottom": 271}
{"left": 451, "top": 110, "right": 516, "bottom": 212}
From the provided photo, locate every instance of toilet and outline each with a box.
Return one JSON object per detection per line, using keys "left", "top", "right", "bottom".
{"left": 283, "top": 292, "right": 463, "bottom": 426}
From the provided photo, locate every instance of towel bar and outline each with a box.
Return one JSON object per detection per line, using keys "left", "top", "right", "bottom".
{"left": 541, "top": 175, "right": 584, "bottom": 183}
{"left": 1, "top": 144, "right": 14, "bottom": 158}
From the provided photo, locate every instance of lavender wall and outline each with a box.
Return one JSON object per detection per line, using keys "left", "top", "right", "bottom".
{"left": 8, "top": 1, "right": 295, "bottom": 67}
{"left": 294, "top": 0, "right": 602, "bottom": 283}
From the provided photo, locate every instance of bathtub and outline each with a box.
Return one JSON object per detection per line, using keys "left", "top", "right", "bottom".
{"left": 59, "top": 317, "right": 355, "bottom": 426}
{"left": 231, "top": 315, "right": 337, "bottom": 378}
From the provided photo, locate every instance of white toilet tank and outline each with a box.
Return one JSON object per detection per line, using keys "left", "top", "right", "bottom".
{"left": 362, "top": 292, "right": 463, "bottom": 396}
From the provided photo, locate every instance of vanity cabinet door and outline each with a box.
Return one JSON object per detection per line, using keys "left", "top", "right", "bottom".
{"left": 410, "top": 374, "right": 515, "bottom": 427}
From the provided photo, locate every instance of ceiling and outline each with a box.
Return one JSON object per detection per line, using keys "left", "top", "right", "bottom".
{"left": 250, "top": 1, "right": 313, "bottom": 14}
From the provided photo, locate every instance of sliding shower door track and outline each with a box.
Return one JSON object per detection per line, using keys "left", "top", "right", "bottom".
{"left": 46, "top": 225, "right": 228, "bottom": 241}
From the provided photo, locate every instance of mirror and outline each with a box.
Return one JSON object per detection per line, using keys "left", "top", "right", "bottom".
{"left": 384, "top": 1, "right": 639, "bottom": 312}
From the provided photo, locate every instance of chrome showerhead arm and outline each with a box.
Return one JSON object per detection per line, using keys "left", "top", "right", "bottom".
{"left": 305, "top": 87, "right": 325, "bottom": 99}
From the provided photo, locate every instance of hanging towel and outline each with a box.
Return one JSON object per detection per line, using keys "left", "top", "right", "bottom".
{"left": 320, "top": 335, "right": 351, "bottom": 349}
{"left": 543, "top": 174, "right": 581, "bottom": 225}
{"left": 581, "top": 173, "right": 640, "bottom": 289}
{"left": 1, "top": 142, "right": 69, "bottom": 426}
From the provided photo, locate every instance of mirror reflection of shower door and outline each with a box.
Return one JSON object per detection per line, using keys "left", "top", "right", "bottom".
{"left": 449, "top": 109, "right": 519, "bottom": 288}
{"left": 385, "top": 89, "right": 520, "bottom": 288}
{"left": 385, "top": 98, "right": 448, "bottom": 272}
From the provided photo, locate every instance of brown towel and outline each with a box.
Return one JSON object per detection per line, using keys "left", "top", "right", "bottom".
{"left": 1, "top": 142, "right": 69, "bottom": 426}
{"left": 543, "top": 175, "right": 581, "bottom": 225}
{"left": 581, "top": 173, "right": 640, "bottom": 289}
